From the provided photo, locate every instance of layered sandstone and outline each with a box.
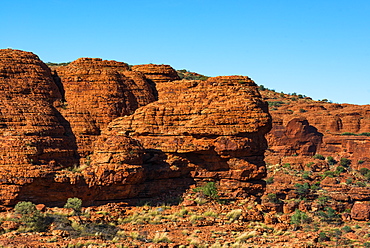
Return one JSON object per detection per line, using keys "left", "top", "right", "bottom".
{"left": 131, "top": 64, "right": 180, "bottom": 83}
{"left": 262, "top": 90, "right": 370, "bottom": 169}
{"left": 103, "top": 76, "right": 271, "bottom": 198}
{"left": 0, "top": 49, "right": 272, "bottom": 206}
{"left": 0, "top": 49, "right": 78, "bottom": 205}
{"left": 54, "top": 58, "right": 157, "bottom": 157}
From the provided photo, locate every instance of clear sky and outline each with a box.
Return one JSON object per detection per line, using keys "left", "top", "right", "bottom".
{"left": 1, "top": 0, "right": 369, "bottom": 104}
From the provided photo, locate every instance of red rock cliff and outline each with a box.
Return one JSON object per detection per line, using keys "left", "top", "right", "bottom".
{"left": 0, "top": 49, "right": 78, "bottom": 205}
{"left": 0, "top": 49, "right": 272, "bottom": 206}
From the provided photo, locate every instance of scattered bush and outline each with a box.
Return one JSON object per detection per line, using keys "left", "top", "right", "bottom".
{"left": 152, "top": 232, "right": 171, "bottom": 243}
{"left": 313, "top": 154, "right": 325, "bottom": 160}
{"left": 317, "top": 207, "right": 341, "bottom": 224}
{"left": 282, "top": 163, "right": 291, "bottom": 169}
{"left": 340, "top": 158, "right": 351, "bottom": 168}
{"left": 266, "top": 193, "right": 282, "bottom": 204}
{"left": 356, "top": 181, "right": 366, "bottom": 187}
{"left": 226, "top": 209, "right": 243, "bottom": 222}
{"left": 342, "top": 226, "right": 353, "bottom": 233}
{"left": 360, "top": 168, "right": 370, "bottom": 176}
{"left": 323, "top": 171, "right": 336, "bottom": 178}
{"left": 302, "top": 171, "right": 311, "bottom": 180}
{"left": 327, "top": 156, "right": 337, "bottom": 165}
{"left": 268, "top": 101, "right": 285, "bottom": 107}
{"left": 346, "top": 178, "right": 353, "bottom": 185}
{"left": 193, "top": 182, "right": 219, "bottom": 201}
{"left": 291, "top": 209, "right": 311, "bottom": 226}
{"left": 336, "top": 166, "right": 346, "bottom": 173}
{"left": 294, "top": 183, "right": 310, "bottom": 197}
{"left": 265, "top": 177, "right": 274, "bottom": 184}
{"left": 15, "top": 201, "right": 46, "bottom": 232}
{"left": 318, "top": 231, "right": 330, "bottom": 241}
{"left": 64, "top": 198, "right": 82, "bottom": 215}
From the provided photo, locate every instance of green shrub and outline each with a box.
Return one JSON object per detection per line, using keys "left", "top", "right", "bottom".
{"left": 336, "top": 166, "right": 345, "bottom": 173}
{"left": 268, "top": 101, "right": 285, "bottom": 107}
{"left": 323, "top": 171, "right": 335, "bottom": 178}
{"left": 346, "top": 178, "right": 353, "bottom": 185}
{"left": 302, "top": 171, "right": 311, "bottom": 180}
{"left": 342, "top": 226, "right": 352, "bottom": 233}
{"left": 313, "top": 154, "right": 325, "bottom": 160}
{"left": 356, "top": 181, "right": 366, "bottom": 187}
{"left": 340, "top": 158, "right": 351, "bottom": 167}
{"left": 64, "top": 198, "right": 82, "bottom": 215}
{"left": 291, "top": 209, "right": 310, "bottom": 226}
{"left": 317, "top": 196, "right": 330, "bottom": 206}
{"left": 282, "top": 163, "right": 291, "bottom": 169}
{"left": 265, "top": 177, "right": 274, "bottom": 184}
{"left": 306, "top": 162, "right": 315, "bottom": 168}
{"left": 193, "top": 182, "right": 219, "bottom": 201}
{"left": 318, "top": 231, "right": 330, "bottom": 241}
{"left": 310, "top": 181, "right": 321, "bottom": 190}
{"left": 317, "top": 207, "right": 341, "bottom": 224}
{"left": 341, "top": 132, "right": 357, "bottom": 136}
{"left": 258, "top": 85, "right": 267, "bottom": 91}
{"left": 15, "top": 201, "right": 46, "bottom": 232}
{"left": 360, "top": 168, "right": 370, "bottom": 176}
{"left": 294, "top": 183, "right": 310, "bottom": 197}
{"left": 327, "top": 156, "right": 337, "bottom": 165}
{"left": 267, "top": 193, "right": 282, "bottom": 204}
{"left": 358, "top": 160, "right": 365, "bottom": 164}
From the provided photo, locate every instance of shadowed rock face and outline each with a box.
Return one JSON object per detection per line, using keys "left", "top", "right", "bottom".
{"left": 104, "top": 76, "right": 272, "bottom": 198}
{"left": 54, "top": 58, "right": 157, "bottom": 158}
{"left": 0, "top": 49, "right": 78, "bottom": 205}
{"left": 0, "top": 49, "right": 272, "bottom": 206}
{"left": 262, "top": 90, "right": 370, "bottom": 170}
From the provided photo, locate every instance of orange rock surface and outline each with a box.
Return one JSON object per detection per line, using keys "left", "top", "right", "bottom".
{"left": 54, "top": 58, "right": 157, "bottom": 157}
{"left": 0, "top": 49, "right": 78, "bottom": 205}
{"left": 262, "top": 90, "right": 370, "bottom": 169}
{"left": 0, "top": 49, "right": 272, "bottom": 206}
{"left": 131, "top": 64, "right": 180, "bottom": 83}
{"left": 104, "top": 76, "right": 271, "bottom": 198}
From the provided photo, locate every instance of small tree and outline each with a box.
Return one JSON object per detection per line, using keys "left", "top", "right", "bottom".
{"left": 64, "top": 197, "right": 82, "bottom": 215}
{"left": 193, "top": 182, "right": 219, "bottom": 201}
{"left": 327, "top": 156, "right": 337, "bottom": 165}
{"left": 291, "top": 209, "right": 311, "bottom": 227}
{"left": 14, "top": 201, "right": 46, "bottom": 232}
{"left": 294, "top": 183, "right": 310, "bottom": 198}
{"left": 313, "top": 154, "right": 325, "bottom": 160}
{"left": 340, "top": 158, "right": 351, "bottom": 168}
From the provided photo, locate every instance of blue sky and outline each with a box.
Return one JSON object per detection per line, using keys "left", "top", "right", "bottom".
{"left": 1, "top": 0, "right": 369, "bottom": 104}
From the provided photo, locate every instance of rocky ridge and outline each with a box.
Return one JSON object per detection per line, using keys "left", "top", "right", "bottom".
{"left": 0, "top": 49, "right": 271, "bottom": 207}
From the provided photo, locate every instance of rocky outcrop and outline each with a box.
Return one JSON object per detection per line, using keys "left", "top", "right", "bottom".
{"left": 351, "top": 201, "right": 370, "bottom": 221}
{"left": 54, "top": 58, "right": 157, "bottom": 157}
{"left": 263, "top": 90, "right": 370, "bottom": 169}
{"left": 0, "top": 49, "right": 271, "bottom": 206}
{"left": 103, "top": 76, "right": 271, "bottom": 198}
{"left": 0, "top": 49, "right": 78, "bottom": 205}
{"left": 131, "top": 64, "right": 180, "bottom": 83}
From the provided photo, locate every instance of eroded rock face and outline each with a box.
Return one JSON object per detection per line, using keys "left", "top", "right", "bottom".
{"left": 54, "top": 58, "right": 157, "bottom": 157}
{"left": 0, "top": 49, "right": 271, "bottom": 206}
{"left": 351, "top": 202, "right": 370, "bottom": 221}
{"left": 263, "top": 91, "right": 370, "bottom": 169}
{"left": 104, "top": 76, "right": 272, "bottom": 198}
{"left": 131, "top": 64, "right": 180, "bottom": 83}
{"left": 0, "top": 49, "right": 78, "bottom": 205}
